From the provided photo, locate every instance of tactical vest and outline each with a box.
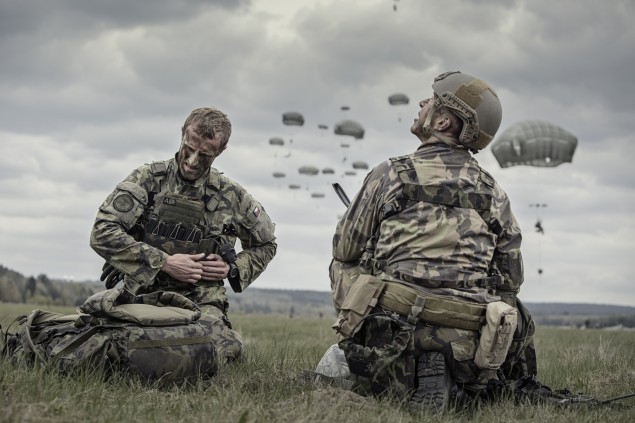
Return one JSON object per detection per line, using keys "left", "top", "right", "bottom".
{"left": 363, "top": 155, "right": 505, "bottom": 290}
{"left": 386, "top": 155, "right": 505, "bottom": 238}
{"left": 142, "top": 161, "right": 232, "bottom": 257}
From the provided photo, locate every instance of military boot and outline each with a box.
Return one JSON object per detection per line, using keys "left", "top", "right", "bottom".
{"left": 409, "top": 351, "right": 453, "bottom": 411}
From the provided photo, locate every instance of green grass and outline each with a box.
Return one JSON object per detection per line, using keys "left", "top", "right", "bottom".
{"left": 1, "top": 303, "right": 634, "bottom": 422}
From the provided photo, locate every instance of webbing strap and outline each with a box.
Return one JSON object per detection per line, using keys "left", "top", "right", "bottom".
{"left": 379, "top": 282, "right": 486, "bottom": 331}
{"left": 53, "top": 326, "right": 104, "bottom": 360}
{"left": 370, "top": 260, "right": 501, "bottom": 290}
{"left": 129, "top": 335, "right": 212, "bottom": 349}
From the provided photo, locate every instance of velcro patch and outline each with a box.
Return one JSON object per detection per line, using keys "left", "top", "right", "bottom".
{"left": 252, "top": 206, "right": 261, "bottom": 218}
{"left": 113, "top": 193, "right": 135, "bottom": 213}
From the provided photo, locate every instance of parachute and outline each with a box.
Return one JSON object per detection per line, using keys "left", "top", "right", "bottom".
{"left": 388, "top": 93, "right": 409, "bottom": 106}
{"left": 322, "top": 167, "right": 335, "bottom": 175}
{"left": 311, "top": 193, "right": 325, "bottom": 199}
{"left": 288, "top": 184, "right": 302, "bottom": 190}
{"left": 269, "top": 137, "right": 284, "bottom": 146}
{"left": 352, "top": 161, "right": 369, "bottom": 170}
{"left": 388, "top": 93, "right": 410, "bottom": 122}
{"left": 282, "top": 112, "right": 305, "bottom": 126}
{"left": 272, "top": 172, "right": 286, "bottom": 178}
{"left": 334, "top": 119, "right": 365, "bottom": 139}
{"left": 318, "top": 124, "right": 329, "bottom": 130}
{"left": 490, "top": 120, "right": 578, "bottom": 168}
{"left": 298, "top": 165, "right": 320, "bottom": 176}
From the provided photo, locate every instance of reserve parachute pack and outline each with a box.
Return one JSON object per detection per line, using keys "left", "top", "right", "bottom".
{"left": 0, "top": 288, "right": 218, "bottom": 385}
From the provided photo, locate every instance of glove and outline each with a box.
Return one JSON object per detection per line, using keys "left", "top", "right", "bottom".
{"left": 100, "top": 262, "right": 125, "bottom": 289}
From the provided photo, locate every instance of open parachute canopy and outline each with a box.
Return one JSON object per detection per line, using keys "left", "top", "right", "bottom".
{"left": 491, "top": 120, "right": 578, "bottom": 168}
{"left": 269, "top": 137, "right": 284, "bottom": 146}
{"left": 334, "top": 119, "right": 365, "bottom": 139}
{"left": 388, "top": 93, "right": 409, "bottom": 105}
{"left": 282, "top": 111, "right": 305, "bottom": 126}
{"left": 298, "top": 165, "right": 320, "bottom": 176}
{"left": 352, "top": 160, "right": 369, "bottom": 170}
{"left": 272, "top": 172, "right": 286, "bottom": 178}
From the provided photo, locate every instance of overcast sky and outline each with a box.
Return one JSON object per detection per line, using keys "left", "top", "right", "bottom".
{"left": 1, "top": 0, "right": 633, "bottom": 306}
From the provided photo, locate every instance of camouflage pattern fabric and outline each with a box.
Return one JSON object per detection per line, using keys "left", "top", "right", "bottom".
{"left": 332, "top": 142, "right": 523, "bottom": 301}
{"left": 91, "top": 157, "right": 277, "bottom": 294}
{"left": 339, "top": 312, "right": 416, "bottom": 398}
{"left": 332, "top": 141, "right": 529, "bottom": 402}
{"left": 2, "top": 309, "right": 218, "bottom": 385}
{"left": 91, "top": 157, "right": 277, "bottom": 361}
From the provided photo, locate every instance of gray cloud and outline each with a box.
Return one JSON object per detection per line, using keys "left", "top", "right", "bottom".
{"left": 0, "top": 0, "right": 633, "bottom": 306}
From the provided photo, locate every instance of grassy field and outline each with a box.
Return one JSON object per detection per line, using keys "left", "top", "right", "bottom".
{"left": 1, "top": 302, "right": 634, "bottom": 422}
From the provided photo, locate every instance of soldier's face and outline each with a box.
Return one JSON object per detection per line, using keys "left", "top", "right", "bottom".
{"left": 177, "top": 126, "right": 225, "bottom": 181}
{"left": 410, "top": 97, "right": 434, "bottom": 139}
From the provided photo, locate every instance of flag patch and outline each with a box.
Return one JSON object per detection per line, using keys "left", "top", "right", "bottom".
{"left": 252, "top": 206, "right": 261, "bottom": 218}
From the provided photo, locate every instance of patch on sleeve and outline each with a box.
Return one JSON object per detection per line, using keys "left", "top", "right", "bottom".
{"left": 113, "top": 193, "right": 135, "bottom": 213}
{"left": 252, "top": 206, "right": 261, "bottom": 218}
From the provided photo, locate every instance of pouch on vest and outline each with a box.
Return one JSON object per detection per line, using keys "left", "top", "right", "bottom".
{"left": 332, "top": 274, "right": 386, "bottom": 339}
{"left": 474, "top": 301, "right": 518, "bottom": 370}
{"left": 329, "top": 259, "right": 362, "bottom": 314}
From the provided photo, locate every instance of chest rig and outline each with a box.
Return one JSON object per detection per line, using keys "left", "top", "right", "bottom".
{"left": 385, "top": 155, "right": 505, "bottom": 238}
{"left": 141, "top": 161, "right": 233, "bottom": 256}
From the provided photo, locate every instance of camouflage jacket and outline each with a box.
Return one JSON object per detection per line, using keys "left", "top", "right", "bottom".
{"left": 90, "top": 157, "right": 277, "bottom": 293}
{"left": 332, "top": 141, "right": 523, "bottom": 302}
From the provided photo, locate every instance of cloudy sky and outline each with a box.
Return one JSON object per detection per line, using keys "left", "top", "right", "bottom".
{"left": 1, "top": 0, "right": 633, "bottom": 306}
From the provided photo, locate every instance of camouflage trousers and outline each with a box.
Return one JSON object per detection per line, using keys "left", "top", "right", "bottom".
{"left": 340, "top": 307, "right": 537, "bottom": 403}
{"left": 134, "top": 279, "right": 243, "bottom": 361}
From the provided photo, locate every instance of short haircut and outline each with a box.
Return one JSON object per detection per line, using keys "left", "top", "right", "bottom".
{"left": 182, "top": 107, "right": 232, "bottom": 147}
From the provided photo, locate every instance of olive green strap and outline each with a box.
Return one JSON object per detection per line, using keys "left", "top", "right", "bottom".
{"left": 129, "top": 335, "right": 212, "bottom": 349}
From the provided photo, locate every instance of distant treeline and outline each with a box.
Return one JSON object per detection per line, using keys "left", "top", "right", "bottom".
{"left": 1, "top": 264, "right": 634, "bottom": 327}
{"left": 0, "top": 265, "right": 103, "bottom": 307}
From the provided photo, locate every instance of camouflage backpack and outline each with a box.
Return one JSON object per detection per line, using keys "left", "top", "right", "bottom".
{"left": 0, "top": 289, "right": 218, "bottom": 385}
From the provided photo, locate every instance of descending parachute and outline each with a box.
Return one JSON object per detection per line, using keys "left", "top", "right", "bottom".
{"left": 298, "top": 165, "right": 320, "bottom": 176}
{"left": 388, "top": 93, "right": 409, "bottom": 106}
{"left": 311, "top": 193, "right": 325, "bottom": 199}
{"left": 272, "top": 172, "right": 286, "bottom": 178}
{"left": 491, "top": 120, "right": 578, "bottom": 168}
{"left": 334, "top": 119, "right": 365, "bottom": 139}
{"left": 269, "top": 137, "right": 284, "bottom": 146}
{"left": 288, "top": 184, "right": 302, "bottom": 190}
{"left": 352, "top": 160, "right": 369, "bottom": 170}
{"left": 282, "top": 112, "right": 305, "bottom": 126}
{"left": 318, "top": 124, "right": 329, "bottom": 130}
{"left": 322, "top": 167, "right": 335, "bottom": 175}
{"left": 388, "top": 93, "right": 410, "bottom": 122}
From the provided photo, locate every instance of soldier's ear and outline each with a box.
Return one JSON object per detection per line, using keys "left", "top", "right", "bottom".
{"left": 433, "top": 115, "right": 452, "bottom": 131}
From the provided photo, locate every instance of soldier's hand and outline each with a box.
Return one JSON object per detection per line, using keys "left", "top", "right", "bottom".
{"left": 100, "top": 262, "right": 124, "bottom": 289}
{"left": 162, "top": 253, "right": 205, "bottom": 284}
{"left": 198, "top": 254, "right": 229, "bottom": 281}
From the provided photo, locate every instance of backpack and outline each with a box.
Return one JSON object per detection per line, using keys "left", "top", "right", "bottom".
{"left": 1, "top": 289, "right": 218, "bottom": 385}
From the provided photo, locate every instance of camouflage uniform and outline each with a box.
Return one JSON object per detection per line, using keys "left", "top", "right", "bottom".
{"left": 91, "top": 157, "right": 277, "bottom": 360}
{"left": 331, "top": 141, "right": 532, "bottom": 399}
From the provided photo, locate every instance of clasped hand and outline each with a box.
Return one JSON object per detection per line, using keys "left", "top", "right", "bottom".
{"left": 162, "top": 253, "right": 229, "bottom": 284}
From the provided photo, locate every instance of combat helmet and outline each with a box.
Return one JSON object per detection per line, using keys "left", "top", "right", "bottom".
{"left": 431, "top": 71, "right": 502, "bottom": 151}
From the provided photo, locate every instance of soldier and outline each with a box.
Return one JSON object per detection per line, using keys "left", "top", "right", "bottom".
{"left": 329, "top": 72, "right": 535, "bottom": 410}
{"left": 90, "top": 107, "right": 277, "bottom": 361}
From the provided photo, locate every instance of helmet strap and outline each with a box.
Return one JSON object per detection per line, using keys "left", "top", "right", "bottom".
{"left": 421, "top": 103, "right": 436, "bottom": 136}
